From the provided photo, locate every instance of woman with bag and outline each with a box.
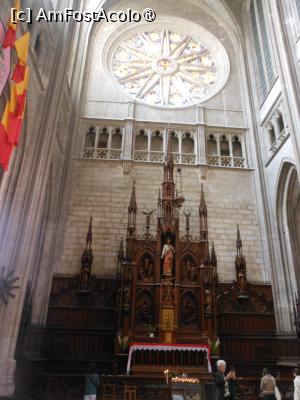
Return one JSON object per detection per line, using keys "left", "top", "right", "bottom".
{"left": 260, "top": 368, "right": 276, "bottom": 400}
{"left": 84, "top": 363, "right": 100, "bottom": 400}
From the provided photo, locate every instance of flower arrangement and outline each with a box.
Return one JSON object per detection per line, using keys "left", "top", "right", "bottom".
{"left": 117, "top": 335, "right": 129, "bottom": 353}
{"left": 208, "top": 337, "right": 220, "bottom": 356}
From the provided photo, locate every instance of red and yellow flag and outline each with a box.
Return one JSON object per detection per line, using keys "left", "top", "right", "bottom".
{"left": 0, "top": 125, "right": 13, "bottom": 171}
{"left": 2, "top": 0, "right": 20, "bottom": 49}
{"left": 15, "top": 32, "right": 30, "bottom": 64}
{"left": 0, "top": 3, "right": 30, "bottom": 171}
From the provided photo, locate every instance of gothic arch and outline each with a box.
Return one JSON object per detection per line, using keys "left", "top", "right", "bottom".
{"left": 135, "top": 289, "right": 155, "bottom": 327}
{"left": 136, "top": 250, "right": 155, "bottom": 281}
{"left": 180, "top": 290, "right": 199, "bottom": 328}
{"left": 276, "top": 161, "right": 300, "bottom": 292}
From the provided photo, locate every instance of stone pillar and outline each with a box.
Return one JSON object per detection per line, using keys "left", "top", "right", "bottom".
{"left": 0, "top": 3, "right": 77, "bottom": 394}
{"left": 216, "top": 135, "right": 221, "bottom": 166}
{"left": 147, "top": 128, "right": 151, "bottom": 161}
{"left": 196, "top": 123, "right": 207, "bottom": 179}
{"left": 179, "top": 131, "right": 182, "bottom": 164}
{"left": 228, "top": 135, "right": 234, "bottom": 166}
{"left": 122, "top": 102, "right": 135, "bottom": 174}
{"left": 122, "top": 121, "right": 133, "bottom": 174}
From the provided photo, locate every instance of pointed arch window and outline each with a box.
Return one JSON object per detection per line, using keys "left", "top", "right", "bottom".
{"left": 296, "top": 0, "right": 300, "bottom": 21}
{"left": 182, "top": 132, "right": 195, "bottom": 154}
{"left": 170, "top": 131, "right": 179, "bottom": 153}
{"left": 232, "top": 136, "right": 242, "bottom": 157}
{"left": 135, "top": 129, "right": 148, "bottom": 150}
{"left": 250, "top": 0, "right": 276, "bottom": 102}
{"left": 111, "top": 127, "right": 123, "bottom": 149}
{"left": 207, "top": 134, "right": 217, "bottom": 156}
{"left": 134, "top": 127, "right": 196, "bottom": 164}
{"left": 206, "top": 132, "right": 246, "bottom": 168}
{"left": 84, "top": 126, "right": 96, "bottom": 148}
{"left": 151, "top": 130, "right": 164, "bottom": 152}
{"left": 98, "top": 127, "right": 109, "bottom": 148}
{"left": 82, "top": 125, "right": 124, "bottom": 160}
{"left": 220, "top": 135, "right": 230, "bottom": 156}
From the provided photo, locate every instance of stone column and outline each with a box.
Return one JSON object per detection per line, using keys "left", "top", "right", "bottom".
{"left": 228, "top": 135, "right": 234, "bottom": 166}
{"left": 196, "top": 122, "right": 207, "bottom": 179}
{"left": 122, "top": 121, "right": 134, "bottom": 174}
{"left": 0, "top": 4, "right": 77, "bottom": 395}
{"left": 147, "top": 128, "right": 151, "bottom": 162}
{"left": 122, "top": 102, "right": 135, "bottom": 174}
{"left": 179, "top": 131, "right": 182, "bottom": 164}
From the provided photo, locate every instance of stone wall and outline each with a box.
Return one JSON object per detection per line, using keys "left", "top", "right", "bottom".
{"left": 61, "top": 160, "right": 264, "bottom": 281}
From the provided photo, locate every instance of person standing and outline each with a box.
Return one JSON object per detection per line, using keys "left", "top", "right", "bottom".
{"left": 260, "top": 368, "right": 276, "bottom": 400}
{"left": 228, "top": 366, "right": 237, "bottom": 400}
{"left": 84, "top": 363, "right": 100, "bottom": 400}
{"left": 214, "top": 359, "right": 233, "bottom": 400}
{"left": 294, "top": 367, "right": 300, "bottom": 400}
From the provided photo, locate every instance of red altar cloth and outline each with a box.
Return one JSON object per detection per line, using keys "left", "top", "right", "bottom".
{"left": 126, "top": 342, "right": 212, "bottom": 374}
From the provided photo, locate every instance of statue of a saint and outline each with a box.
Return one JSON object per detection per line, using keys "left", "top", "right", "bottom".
{"left": 79, "top": 249, "right": 92, "bottom": 291}
{"left": 236, "top": 256, "right": 248, "bottom": 298}
{"left": 238, "top": 269, "right": 248, "bottom": 294}
{"left": 203, "top": 275, "right": 213, "bottom": 314}
{"left": 161, "top": 238, "right": 175, "bottom": 276}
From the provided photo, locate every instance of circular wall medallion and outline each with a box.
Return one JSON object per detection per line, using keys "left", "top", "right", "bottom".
{"left": 107, "top": 21, "right": 230, "bottom": 108}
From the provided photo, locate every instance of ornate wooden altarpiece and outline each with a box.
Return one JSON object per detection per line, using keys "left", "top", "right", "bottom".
{"left": 116, "top": 135, "right": 220, "bottom": 376}
{"left": 14, "top": 134, "right": 300, "bottom": 399}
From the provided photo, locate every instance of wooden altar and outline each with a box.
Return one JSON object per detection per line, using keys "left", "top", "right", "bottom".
{"left": 116, "top": 134, "right": 218, "bottom": 376}
{"left": 13, "top": 133, "right": 300, "bottom": 399}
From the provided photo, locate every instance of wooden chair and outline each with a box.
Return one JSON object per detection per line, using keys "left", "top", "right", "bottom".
{"left": 102, "top": 383, "right": 116, "bottom": 400}
{"left": 124, "top": 385, "right": 137, "bottom": 400}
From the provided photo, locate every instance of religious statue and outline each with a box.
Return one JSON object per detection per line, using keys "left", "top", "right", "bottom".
{"left": 181, "top": 298, "right": 198, "bottom": 327}
{"left": 79, "top": 266, "right": 90, "bottom": 291}
{"left": 236, "top": 256, "right": 248, "bottom": 298}
{"left": 138, "top": 265, "right": 146, "bottom": 281}
{"left": 203, "top": 275, "right": 213, "bottom": 315}
{"left": 161, "top": 238, "right": 175, "bottom": 276}
{"left": 137, "top": 300, "right": 154, "bottom": 325}
{"left": 190, "top": 264, "right": 198, "bottom": 281}
{"left": 123, "top": 280, "right": 131, "bottom": 307}
{"left": 181, "top": 258, "right": 198, "bottom": 282}
{"left": 79, "top": 249, "right": 93, "bottom": 291}
{"left": 138, "top": 256, "right": 154, "bottom": 281}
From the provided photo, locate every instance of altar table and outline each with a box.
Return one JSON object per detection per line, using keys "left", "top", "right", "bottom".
{"left": 126, "top": 343, "right": 212, "bottom": 374}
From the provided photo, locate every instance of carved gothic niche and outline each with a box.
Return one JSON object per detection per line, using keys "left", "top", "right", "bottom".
{"left": 50, "top": 276, "right": 79, "bottom": 307}
{"left": 203, "top": 273, "right": 213, "bottom": 316}
{"left": 135, "top": 290, "right": 155, "bottom": 326}
{"left": 137, "top": 252, "right": 155, "bottom": 282}
{"left": 180, "top": 291, "right": 199, "bottom": 328}
{"left": 180, "top": 254, "right": 198, "bottom": 283}
{"left": 92, "top": 279, "right": 116, "bottom": 308}
{"left": 123, "top": 278, "right": 131, "bottom": 309}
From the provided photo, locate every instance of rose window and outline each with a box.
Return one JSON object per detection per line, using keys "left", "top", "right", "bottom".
{"left": 110, "top": 28, "right": 228, "bottom": 108}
